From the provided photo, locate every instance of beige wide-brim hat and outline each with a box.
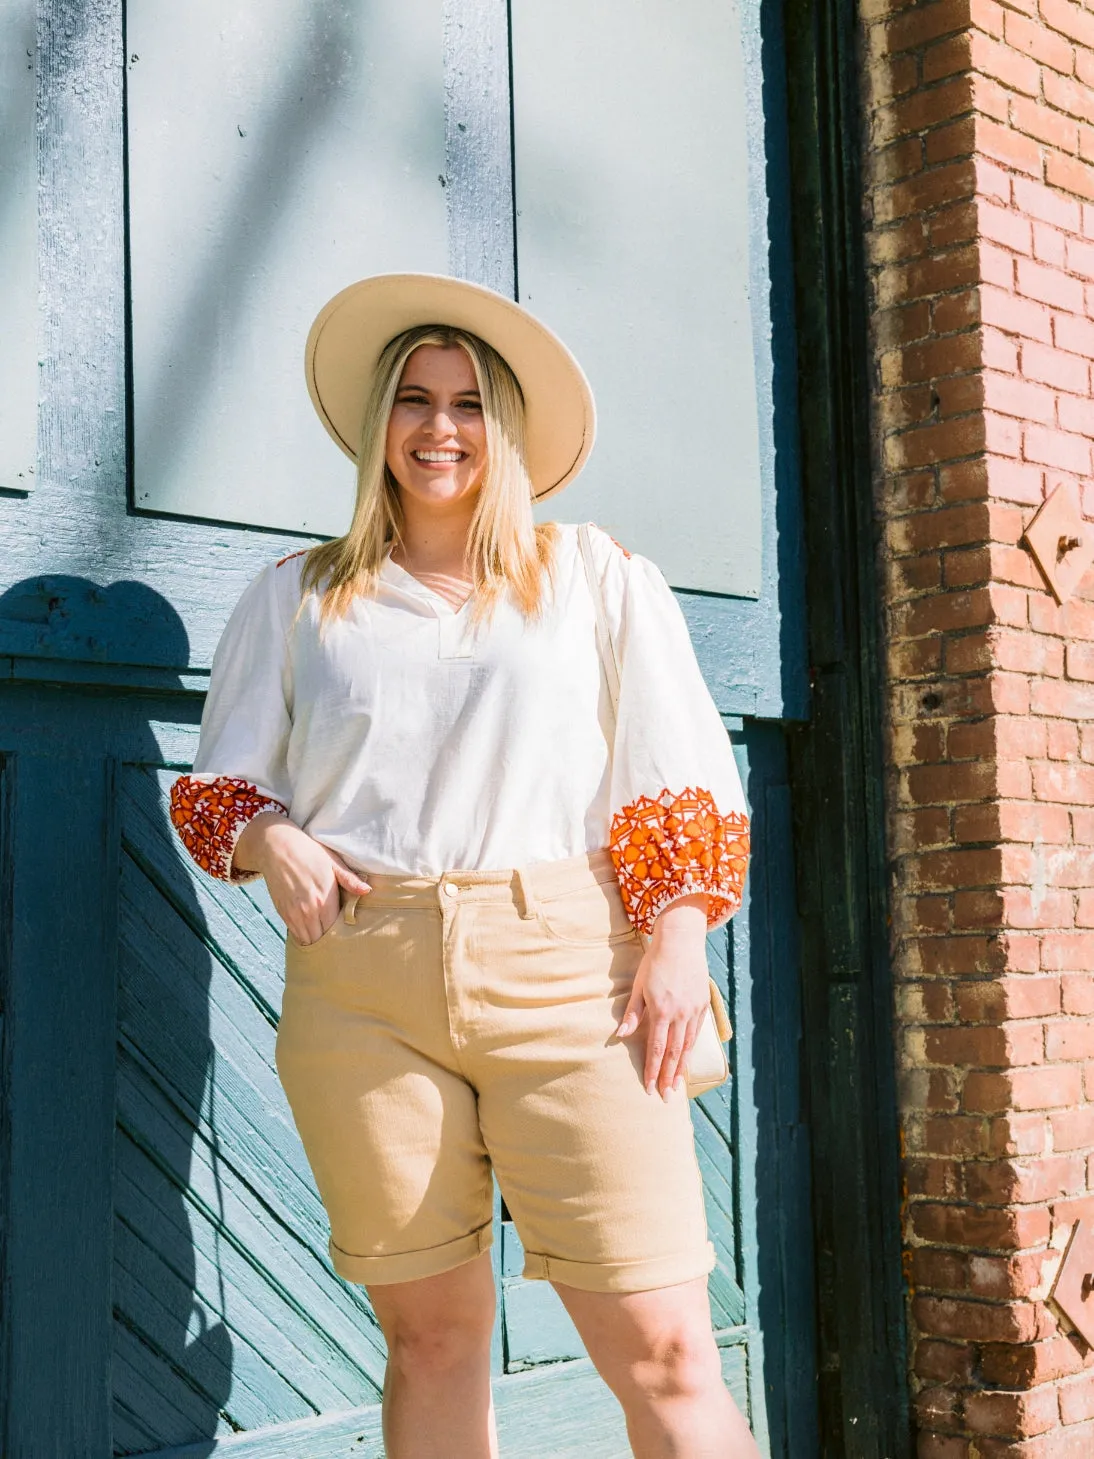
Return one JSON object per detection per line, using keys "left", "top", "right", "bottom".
{"left": 304, "top": 272, "right": 596, "bottom": 502}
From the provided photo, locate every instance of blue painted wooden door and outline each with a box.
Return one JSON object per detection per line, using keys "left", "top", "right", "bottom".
{"left": 0, "top": 1, "right": 819, "bottom": 1455}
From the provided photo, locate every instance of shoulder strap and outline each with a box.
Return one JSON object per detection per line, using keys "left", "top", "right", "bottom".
{"left": 577, "top": 522, "right": 621, "bottom": 724}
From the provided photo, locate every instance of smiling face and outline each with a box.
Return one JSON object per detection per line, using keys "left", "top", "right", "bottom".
{"left": 384, "top": 344, "right": 488, "bottom": 508}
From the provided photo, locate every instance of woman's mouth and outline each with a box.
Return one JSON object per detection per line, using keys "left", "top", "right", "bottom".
{"left": 412, "top": 449, "right": 465, "bottom": 464}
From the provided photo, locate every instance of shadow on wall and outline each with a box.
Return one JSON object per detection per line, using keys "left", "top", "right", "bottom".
{"left": 0, "top": 574, "right": 197, "bottom": 667}
{"left": 0, "top": 573, "right": 387, "bottom": 1452}
{"left": 0, "top": 576, "right": 231, "bottom": 1454}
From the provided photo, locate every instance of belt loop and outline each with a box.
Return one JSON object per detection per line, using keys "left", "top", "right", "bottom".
{"left": 513, "top": 866, "right": 538, "bottom": 921}
{"left": 343, "top": 893, "right": 361, "bottom": 925}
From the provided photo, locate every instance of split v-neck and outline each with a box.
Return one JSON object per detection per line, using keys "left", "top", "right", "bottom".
{"left": 380, "top": 552, "right": 476, "bottom": 660}
{"left": 380, "top": 553, "right": 474, "bottom": 618}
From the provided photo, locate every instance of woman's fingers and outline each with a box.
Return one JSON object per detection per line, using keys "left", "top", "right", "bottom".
{"left": 656, "top": 1018, "right": 688, "bottom": 1099}
{"left": 616, "top": 984, "right": 646, "bottom": 1040}
{"left": 281, "top": 853, "right": 372, "bottom": 945}
{"left": 330, "top": 856, "right": 372, "bottom": 897}
{"left": 282, "top": 877, "right": 344, "bottom": 946}
{"left": 644, "top": 1017, "right": 668, "bottom": 1095}
{"left": 647, "top": 1009, "right": 707, "bottom": 1098}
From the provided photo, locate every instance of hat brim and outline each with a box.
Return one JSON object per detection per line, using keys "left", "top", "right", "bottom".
{"left": 305, "top": 273, "right": 596, "bottom": 502}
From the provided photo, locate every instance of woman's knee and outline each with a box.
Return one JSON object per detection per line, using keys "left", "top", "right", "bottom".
{"left": 370, "top": 1258, "right": 496, "bottom": 1381}
{"left": 385, "top": 1317, "right": 492, "bottom": 1381}
{"left": 616, "top": 1326, "right": 724, "bottom": 1406}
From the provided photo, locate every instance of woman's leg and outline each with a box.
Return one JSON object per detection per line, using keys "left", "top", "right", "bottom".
{"left": 552, "top": 1276, "right": 762, "bottom": 1459}
{"left": 367, "top": 1251, "right": 498, "bottom": 1459}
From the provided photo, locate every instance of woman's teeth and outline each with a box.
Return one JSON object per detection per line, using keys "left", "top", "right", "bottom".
{"left": 414, "top": 450, "right": 463, "bottom": 462}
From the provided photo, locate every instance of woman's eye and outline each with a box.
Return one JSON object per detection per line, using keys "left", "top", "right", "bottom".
{"left": 456, "top": 400, "right": 482, "bottom": 411}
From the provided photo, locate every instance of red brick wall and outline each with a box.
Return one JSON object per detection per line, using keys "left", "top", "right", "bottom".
{"left": 862, "top": 0, "right": 1094, "bottom": 1449}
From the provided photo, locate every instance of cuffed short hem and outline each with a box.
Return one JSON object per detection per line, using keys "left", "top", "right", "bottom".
{"left": 329, "top": 1221, "right": 493, "bottom": 1286}
{"left": 521, "top": 1239, "right": 717, "bottom": 1294}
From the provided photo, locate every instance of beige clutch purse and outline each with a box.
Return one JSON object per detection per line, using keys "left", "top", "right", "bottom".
{"left": 578, "top": 523, "right": 733, "bottom": 1099}
{"left": 687, "top": 977, "right": 733, "bottom": 1097}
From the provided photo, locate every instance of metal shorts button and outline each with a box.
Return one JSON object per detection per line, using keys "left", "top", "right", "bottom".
{"left": 443, "top": 881, "right": 460, "bottom": 897}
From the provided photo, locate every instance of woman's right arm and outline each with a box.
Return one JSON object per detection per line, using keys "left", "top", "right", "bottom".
{"left": 169, "top": 559, "right": 369, "bottom": 944}
{"left": 235, "top": 810, "right": 371, "bottom": 947}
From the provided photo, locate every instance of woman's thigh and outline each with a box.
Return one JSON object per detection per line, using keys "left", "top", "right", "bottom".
{"left": 471, "top": 924, "right": 712, "bottom": 1293}
{"left": 276, "top": 905, "right": 495, "bottom": 1284}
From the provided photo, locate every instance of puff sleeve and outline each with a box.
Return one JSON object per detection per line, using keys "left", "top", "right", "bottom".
{"left": 168, "top": 559, "right": 296, "bottom": 883}
{"left": 590, "top": 527, "right": 751, "bottom": 937}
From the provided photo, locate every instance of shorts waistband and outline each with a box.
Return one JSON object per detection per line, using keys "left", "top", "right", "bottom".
{"left": 356, "top": 847, "right": 618, "bottom": 912}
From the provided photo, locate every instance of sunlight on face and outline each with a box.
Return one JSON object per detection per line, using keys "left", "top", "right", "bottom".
{"left": 385, "top": 345, "right": 488, "bottom": 508}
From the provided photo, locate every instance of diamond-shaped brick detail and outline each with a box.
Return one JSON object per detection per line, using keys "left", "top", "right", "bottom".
{"left": 1023, "top": 482, "right": 1094, "bottom": 605}
{"left": 1051, "top": 1217, "right": 1094, "bottom": 1347}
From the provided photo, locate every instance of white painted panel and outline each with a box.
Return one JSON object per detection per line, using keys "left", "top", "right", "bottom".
{"left": 128, "top": 1, "right": 447, "bottom": 535}
{"left": 514, "top": 0, "right": 763, "bottom": 596}
{"left": 0, "top": 0, "right": 37, "bottom": 490}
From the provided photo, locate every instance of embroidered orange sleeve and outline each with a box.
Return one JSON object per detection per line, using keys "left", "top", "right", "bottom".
{"left": 169, "top": 775, "right": 289, "bottom": 883}
{"left": 608, "top": 786, "right": 750, "bottom": 937}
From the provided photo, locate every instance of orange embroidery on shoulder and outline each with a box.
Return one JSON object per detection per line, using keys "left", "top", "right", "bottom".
{"left": 275, "top": 549, "right": 308, "bottom": 568}
{"left": 169, "top": 775, "right": 289, "bottom": 882}
{"left": 592, "top": 523, "right": 631, "bottom": 559}
{"left": 608, "top": 787, "right": 750, "bottom": 937}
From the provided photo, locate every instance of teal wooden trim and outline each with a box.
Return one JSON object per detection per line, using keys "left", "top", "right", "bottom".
{"left": 2, "top": 752, "right": 119, "bottom": 1457}
{"left": 726, "top": 724, "right": 820, "bottom": 1456}
{"left": 1, "top": 657, "right": 210, "bottom": 695}
{"left": 782, "top": 0, "right": 911, "bottom": 1452}
{"left": 0, "top": 755, "right": 12, "bottom": 1429}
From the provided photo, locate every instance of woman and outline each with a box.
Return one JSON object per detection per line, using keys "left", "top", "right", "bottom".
{"left": 170, "top": 274, "right": 758, "bottom": 1459}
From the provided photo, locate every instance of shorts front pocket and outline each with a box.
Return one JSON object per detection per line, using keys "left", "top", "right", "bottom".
{"left": 535, "top": 877, "right": 640, "bottom": 948}
{"left": 285, "top": 893, "right": 357, "bottom": 952}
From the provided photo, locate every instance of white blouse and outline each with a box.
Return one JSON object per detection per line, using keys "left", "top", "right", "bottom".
{"left": 170, "top": 523, "right": 750, "bottom": 936}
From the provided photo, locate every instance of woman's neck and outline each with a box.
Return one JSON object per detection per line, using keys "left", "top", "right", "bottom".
{"left": 393, "top": 499, "right": 475, "bottom": 580}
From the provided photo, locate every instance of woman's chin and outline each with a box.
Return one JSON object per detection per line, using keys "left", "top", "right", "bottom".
{"left": 399, "top": 475, "right": 483, "bottom": 508}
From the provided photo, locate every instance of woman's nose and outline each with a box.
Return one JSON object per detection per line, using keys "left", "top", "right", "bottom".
{"left": 426, "top": 406, "right": 457, "bottom": 436}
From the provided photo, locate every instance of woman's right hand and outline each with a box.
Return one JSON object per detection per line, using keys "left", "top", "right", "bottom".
{"left": 234, "top": 811, "right": 372, "bottom": 946}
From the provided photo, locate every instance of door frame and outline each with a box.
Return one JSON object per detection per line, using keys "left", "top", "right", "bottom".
{"left": 781, "top": 0, "right": 913, "bottom": 1453}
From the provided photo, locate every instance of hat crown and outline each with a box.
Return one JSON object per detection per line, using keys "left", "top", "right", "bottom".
{"left": 305, "top": 272, "right": 596, "bottom": 501}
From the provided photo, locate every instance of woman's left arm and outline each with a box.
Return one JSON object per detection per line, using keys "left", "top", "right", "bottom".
{"left": 593, "top": 526, "right": 752, "bottom": 941}
{"left": 587, "top": 527, "right": 752, "bottom": 1094}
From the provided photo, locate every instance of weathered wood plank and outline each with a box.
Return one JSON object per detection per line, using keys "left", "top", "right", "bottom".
{"left": 3, "top": 754, "right": 118, "bottom": 1457}
{"left": 0, "top": 0, "right": 37, "bottom": 491}
{"left": 114, "top": 1216, "right": 316, "bottom": 1431}
{"left": 443, "top": 0, "right": 514, "bottom": 294}
{"left": 112, "top": 1397, "right": 162, "bottom": 1456}
{"left": 113, "top": 1323, "right": 234, "bottom": 1450}
{"left": 115, "top": 1135, "right": 381, "bottom": 1408}
{"left": 751, "top": 777, "right": 820, "bottom": 1456}
{"left": 117, "top": 863, "right": 302, "bottom": 1163}
{"left": 153, "top": 1344, "right": 752, "bottom": 1458}
{"left": 122, "top": 767, "right": 289, "bottom": 1020}
{"left": 116, "top": 1057, "right": 387, "bottom": 1384}
{"left": 499, "top": 1224, "right": 585, "bottom": 1371}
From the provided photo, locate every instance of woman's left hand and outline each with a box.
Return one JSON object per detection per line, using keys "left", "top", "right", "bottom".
{"left": 616, "top": 893, "right": 710, "bottom": 1099}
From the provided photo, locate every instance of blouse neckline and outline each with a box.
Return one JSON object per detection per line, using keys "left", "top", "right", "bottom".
{"left": 380, "top": 550, "right": 475, "bottom": 617}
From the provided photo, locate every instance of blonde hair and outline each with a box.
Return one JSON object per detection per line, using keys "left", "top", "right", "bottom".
{"left": 298, "top": 324, "right": 558, "bottom": 625}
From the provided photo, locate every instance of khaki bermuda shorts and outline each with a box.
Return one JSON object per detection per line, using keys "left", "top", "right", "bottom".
{"left": 275, "top": 847, "right": 715, "bottom": 1293}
